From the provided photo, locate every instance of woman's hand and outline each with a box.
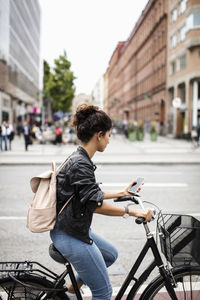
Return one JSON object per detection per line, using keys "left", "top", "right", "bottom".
{"left": 103, "top": 180, "right": 143, "bottom": 200}
{"left": 132, "top": 208, "right": 153, "bottom": 223}
{"left": 123, "top": 180, "right": 143, "bottom": 196}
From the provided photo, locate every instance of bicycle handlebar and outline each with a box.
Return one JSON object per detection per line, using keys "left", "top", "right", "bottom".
{"left": 113, "top": 195, "right": 139, "bottom": 204}
{"left": 114, "top": 195, "right": 156, "bottom": 225}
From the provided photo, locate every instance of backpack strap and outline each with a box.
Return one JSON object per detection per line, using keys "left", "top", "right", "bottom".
{"left": 56, "top": 154, "right": 80, "bottom": 214}
{"left": 58, "top": 194, "right": 74, "bottom": 215}
{"left": 55, "top": 154, "right": 80, "bottom": 176}
{"left": 55, "top": 159, "right": 68, "bottom": 175}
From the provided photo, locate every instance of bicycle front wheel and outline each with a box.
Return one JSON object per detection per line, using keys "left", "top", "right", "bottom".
{"left": 0, "top": 274, "right": 68, "bottom": 300}
{"left": 140, "top": 266, "right": 200, "bottom": 299}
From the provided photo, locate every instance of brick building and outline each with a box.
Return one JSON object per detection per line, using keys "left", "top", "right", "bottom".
{"left": 105, "top": 0, "right": 200, "bottom": 138}
{"left": 167, "top": 0, "right": 200, "bottom": 137}
{"left": 105, "top": 0, "right": 168, "bottom": 133}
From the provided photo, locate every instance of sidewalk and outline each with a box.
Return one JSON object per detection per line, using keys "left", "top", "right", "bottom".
{"left": 0, "top": 134, "right": 200, "bottom": 165}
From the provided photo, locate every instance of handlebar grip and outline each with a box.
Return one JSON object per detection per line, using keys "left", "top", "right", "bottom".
{"left": 135, "top": 217, "right": 146, "bottom": 224}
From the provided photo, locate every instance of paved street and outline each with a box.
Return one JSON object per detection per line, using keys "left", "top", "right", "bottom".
{"left": 0, "top": 135, "right": 200, "bottom": 298}
{"left": 0, "top": 161, "right": 200, "bottom": 297}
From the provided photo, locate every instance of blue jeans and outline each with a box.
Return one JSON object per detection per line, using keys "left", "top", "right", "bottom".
{"left": 0, "top": 136, "right": 7, "bottom": 151}
{"left": 50, "top": 228, "right": 118, "bottom": 300}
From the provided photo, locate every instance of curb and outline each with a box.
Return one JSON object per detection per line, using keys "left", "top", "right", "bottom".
{"left": 1, "top": 161, "right": 200, "bottom": 166}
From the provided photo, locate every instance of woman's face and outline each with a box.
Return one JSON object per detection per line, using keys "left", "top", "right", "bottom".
{"left": 97, "top": 130, "right": 111, "bottom": 152}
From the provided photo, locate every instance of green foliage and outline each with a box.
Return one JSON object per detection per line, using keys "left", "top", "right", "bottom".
{"left": 43, "top": 60, "right": 51, "bottom": 104}
{"left": 150, "top": 125, "right": 157, "bottom": 134}
{"left": 43, "top": 60, "right": 51, "bottom": 86}
{"left": 137, "top": 121, "right": 144, "bottom": 141}
{"left": 137, "top": 124, "right": 144, "bottom": 134}
{"left": 128, "top": 123, "right": 136, "bottom": 133}
{"left": 150, "top": 122, "right": 158, "bottom": 141}
{"left": 43, "top": 51, "right": 76, "bottom": 112}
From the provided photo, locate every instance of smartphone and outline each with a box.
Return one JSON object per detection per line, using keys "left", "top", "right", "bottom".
{"left": 128, "top": 177, "right": 144, "bottom": 194}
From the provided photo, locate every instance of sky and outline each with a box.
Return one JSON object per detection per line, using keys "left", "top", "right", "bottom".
{"left": 39, "top": 0, "right": 149, "bottom": 95}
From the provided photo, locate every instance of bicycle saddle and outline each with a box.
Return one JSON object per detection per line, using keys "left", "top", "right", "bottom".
{"left": 49, "top": 243, "right": 69, "bottom": 264}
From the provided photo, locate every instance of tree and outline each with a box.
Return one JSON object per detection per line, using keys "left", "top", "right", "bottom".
{"left": 45, "top": 51, "right": 76, "bottom": 113}
{"left": 43, "top": 60, "right": 51, "bottom": 102}
{"left": 43, "top": 60, "right": 51, "bottom": 88}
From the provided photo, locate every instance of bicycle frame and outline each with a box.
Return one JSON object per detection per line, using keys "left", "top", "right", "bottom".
{"left": 59, "top": 221, "right": 178, "bottom": 300}
{"left": 38, "top": 262, "right": 83, "bottom": 300}
{"left": 0, "top": 227, "right": 179, "bottom": 300}
{"left": 115, "top": 223, "right": 178, "bottom": 300}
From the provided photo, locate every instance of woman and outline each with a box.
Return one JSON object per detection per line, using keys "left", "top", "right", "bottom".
{"left": 50, "top": 104, "right": 153, "bottom": 300}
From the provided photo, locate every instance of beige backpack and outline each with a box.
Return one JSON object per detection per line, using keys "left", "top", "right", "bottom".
{"left": 27, "top": 160, "right": 73, "bottom": 233}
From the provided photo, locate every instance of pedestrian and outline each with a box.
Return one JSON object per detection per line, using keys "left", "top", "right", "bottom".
{"left": 17, "top": 123, "right": 23, "bottom": 137}
{"left": 54, "top": 124, "right": 62, "bottom": 145}
{"left": 122, "top": 119, "right": 128, "bottom": 138}
{"left": 0, "top": 124, "right": 2, "bottom": 151}
{"left": 191, "top": 126, "right": 198, "bottom": 148}
{"left": 68, "top": 124, "right": 75, "bottom": 143}
{"left": 7, "top": 121, "right": 15, "bottom": 150}
{"left": 0, "top": 121, "right": 8, "bottom": 151}
{"left": 50, "top": 104, "right": 153, "bottom": 300}
{"left": 22, "top": 121, "right": 31, "bottom": 151}
{"left": 197, "top": 124, "right": 200, "bottom": 148}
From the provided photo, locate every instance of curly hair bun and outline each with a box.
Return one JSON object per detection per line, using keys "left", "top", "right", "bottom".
{"left": 72, "top": 103, "right": 112, "bottom": 143}
{"left": 73, "top": 104, "right": 99, "bottom": 127}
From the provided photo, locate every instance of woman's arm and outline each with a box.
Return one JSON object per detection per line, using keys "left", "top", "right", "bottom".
{"left": 103, "top": 190, "right": 125, "bottom": 199}
{"left": 103, "top": 180, "right": 142, "bottom": 200}
{"left": 94, "top": 201, "right": 153, "bottom": 222}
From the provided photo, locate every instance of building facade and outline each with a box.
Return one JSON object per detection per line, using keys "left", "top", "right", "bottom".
{"left": 167, "top": 0, "right": 200, "bottom": 137}
{"left": 105, "top": 0, "right": 168, "bottom": 133}
{"left": 72, "top": 93, "right": 91, "bottom": 115}
{"left": 90, "top": 76, "right": 104, "bottom": 109}
{"left": 0, "top": 0, "right": 41, "bottom": 126}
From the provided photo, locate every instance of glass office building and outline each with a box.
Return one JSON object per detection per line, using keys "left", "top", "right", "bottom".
{"left": 0, "top": 0, "right": 41, "bottom": 123}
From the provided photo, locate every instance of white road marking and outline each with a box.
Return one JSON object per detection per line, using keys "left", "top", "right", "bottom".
{"left": 0, "top": 216, "right": 26, "bottom": 220}
{"left": 101, "top": 182, "right": 188, "bottom": 187}
{"left": 96, "top": 171, "right": 182, "bottom": 175}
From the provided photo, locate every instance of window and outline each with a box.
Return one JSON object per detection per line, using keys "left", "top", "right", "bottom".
{"left": 186, "top": 12, "right": 200, "bottom": 31}
{"left": 178, "top": 25, "right": 186, "bottom": 42}
{"left": 194, "top": 12, "right": 200, "bottom": 27}
{"left": 170, "top": 34, "right": 177, "bottom": 49}
{"left": 3, "top": 98, "right": 10, "bottom": 108}
{"left": 179, "top": 0, "right": 187, "bottom": 15}
{"left": 171, "top": 8, "right": 177, "bottom": 23}
{"left": 170, "top": 61, "right": 176, "bottom": 75}
{"left": 178, "top": 54, "right": 186, "bottom": 70}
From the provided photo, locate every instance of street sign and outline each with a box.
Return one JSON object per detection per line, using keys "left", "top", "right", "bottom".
{"left": 172, "top": 97, "right": 182, "bottom": 108}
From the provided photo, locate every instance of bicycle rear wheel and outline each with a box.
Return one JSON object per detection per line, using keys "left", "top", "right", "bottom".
{"left": 0, "top": 274, "right": 68, "bottom": 300}
{"left": 140, "top": 266, "right": 200, "bottom": 299}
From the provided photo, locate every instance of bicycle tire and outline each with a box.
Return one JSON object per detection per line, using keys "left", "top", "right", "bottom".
{"left": 139, "top": 265, "right": 200, "bottom": 299}
{"left": 0, "top": 273, "right": 69, "bottom": 300}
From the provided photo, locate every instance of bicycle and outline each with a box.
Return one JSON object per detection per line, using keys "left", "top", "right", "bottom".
{"left": 0, "top": 194, "right": 200, "bottom": 299}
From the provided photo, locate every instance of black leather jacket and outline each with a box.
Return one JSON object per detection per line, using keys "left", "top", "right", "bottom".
{"left": 55, "top": 146, "right": 104, "bottom": 244}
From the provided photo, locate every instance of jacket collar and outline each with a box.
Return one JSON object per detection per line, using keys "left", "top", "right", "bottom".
{"left": 77, "top": 146, "right": 97, "bottom": 171}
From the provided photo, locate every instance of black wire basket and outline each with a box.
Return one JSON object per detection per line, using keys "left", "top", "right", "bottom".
{"left": 157, "top": 214, "right": 200, "bottom": 267}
